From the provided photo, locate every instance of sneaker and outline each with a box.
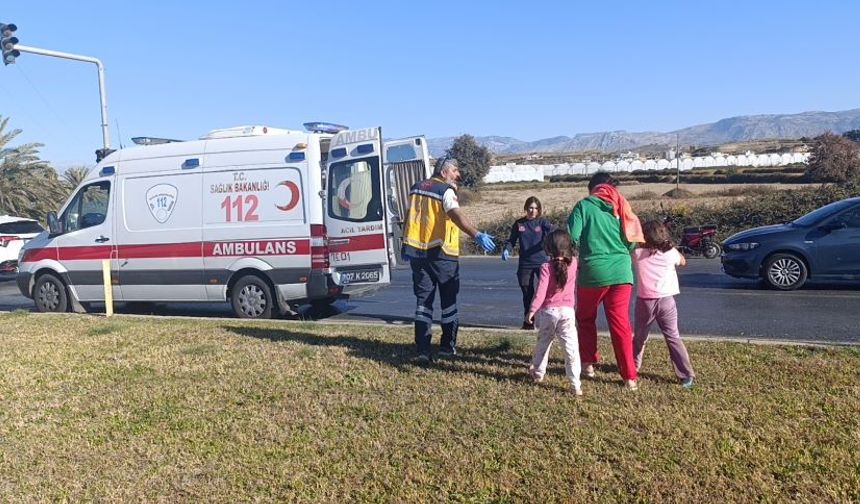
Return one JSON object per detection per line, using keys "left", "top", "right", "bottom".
{"left": 528, "top": 367, "right": 543, "bottom": 383}
{"left": 681, "top": 377, "right": 695, "bottom": 389}
{"left": 584, "top": 364, "right": 596, "bottom": 379}
{"left": 414, "top": 354, "right": 431, "bottom": 365}
{"left": 437, "top": 348, "right": 457, "bottom": 358}
{"left": 573, "top": 387, "right": 584, "bottom": 397}
{"left": 520, "top": 321, "right": 534, "bottom": 330}
{"left": 624, "top": 379, "right": 639, "bottom": 391}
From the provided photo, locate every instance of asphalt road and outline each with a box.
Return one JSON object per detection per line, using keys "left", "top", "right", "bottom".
{"left": 2, "top": 257, "right": 859, "bottom": 344}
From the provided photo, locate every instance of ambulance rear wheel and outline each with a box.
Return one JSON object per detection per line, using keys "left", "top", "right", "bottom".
{"left": 33, "top": 273, "right": 69, "bottom": 313}
{"left": 231, "top": 275, "right": 274, "bottom": 319}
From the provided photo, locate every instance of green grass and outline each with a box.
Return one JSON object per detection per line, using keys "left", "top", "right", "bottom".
{"left": 0, "top": 313, "right": 858, "bottom": 502}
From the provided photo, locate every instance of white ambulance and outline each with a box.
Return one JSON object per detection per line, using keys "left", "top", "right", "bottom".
{"left": 17, "top": 123, "right": 431, "bottom": 318}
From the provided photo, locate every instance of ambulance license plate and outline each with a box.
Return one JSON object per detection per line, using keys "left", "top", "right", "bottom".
{"left": 340, "top": 268, "right": 380, "bottom": 284}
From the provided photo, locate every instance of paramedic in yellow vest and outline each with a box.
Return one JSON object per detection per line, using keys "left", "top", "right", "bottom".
{"left": 402, "top": 156, "right": 496, "bottom": 363}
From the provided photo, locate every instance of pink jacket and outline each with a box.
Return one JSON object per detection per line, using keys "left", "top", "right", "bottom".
{"left": 529, "top": 259, "right": 578, "bottom": 313}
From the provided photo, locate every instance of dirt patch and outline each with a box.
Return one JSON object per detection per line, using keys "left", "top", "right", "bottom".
{"left": 663, "top": 188, "right": 696, "bottom": 198}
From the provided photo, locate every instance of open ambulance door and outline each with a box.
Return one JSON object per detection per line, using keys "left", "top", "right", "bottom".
{"left": 382, "top": 136, "right": 432, "bottom": 268}
{"left": 324, "top": 127, "right": 391, "bottom": 291}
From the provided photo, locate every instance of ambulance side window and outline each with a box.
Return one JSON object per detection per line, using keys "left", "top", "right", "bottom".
{"left": 328, "top": 158, "right": 381, "bottom": 222}
{"left": 62, "top": 181, "right": 110, "bottom": 233}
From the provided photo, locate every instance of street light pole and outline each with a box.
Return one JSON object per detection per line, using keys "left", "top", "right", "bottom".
{"left": 13, "top": 44, "right": 112, "bottom": 159}
{"left": 676, "top": 134, "right": 680, "bottom": 191}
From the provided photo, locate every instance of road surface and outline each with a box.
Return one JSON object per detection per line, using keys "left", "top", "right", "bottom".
{"left": 2, "top": 258, "right": 858, "bottom": 344}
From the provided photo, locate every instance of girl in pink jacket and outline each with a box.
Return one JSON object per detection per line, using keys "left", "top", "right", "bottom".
{"left": 526, "top": 230, "right": 582, "bottom": 395}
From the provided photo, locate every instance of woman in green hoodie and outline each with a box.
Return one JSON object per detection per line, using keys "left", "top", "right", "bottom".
{"left": 568, "top": 172, "right": 641, "bottom": 390}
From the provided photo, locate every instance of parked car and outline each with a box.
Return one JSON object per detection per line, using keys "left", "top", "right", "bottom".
{"left": 721, "top": 197, "right": 860, "bottom": 290}
{"left": 0, "top": 215, "right": 45, "bottom": 273}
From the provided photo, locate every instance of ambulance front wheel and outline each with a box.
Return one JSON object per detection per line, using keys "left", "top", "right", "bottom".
{"left": 231, "top": 275, "right": 274, "bottom": 319}
{"left": 33, "top": 273, "right": 69, "bottom": 313}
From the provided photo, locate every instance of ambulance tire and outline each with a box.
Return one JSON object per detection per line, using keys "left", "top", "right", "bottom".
{"left": 33, "top": 273, "right": 69, "bottom": 313}
{"left": 231, "top": 275, "right": 275, "bottom": 319}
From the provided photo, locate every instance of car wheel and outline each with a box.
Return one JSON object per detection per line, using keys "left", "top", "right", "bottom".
{"left": 33, "top": 273, "right": 69, "bottom": 313}
{"left": 231, "top": 275, "right": 274, "bottom": 319}
{"left": 703, "top": 242, "right": 721, "bottom": 259}
{"left": 763, "top": 253, "right": 808, "bottom": 290}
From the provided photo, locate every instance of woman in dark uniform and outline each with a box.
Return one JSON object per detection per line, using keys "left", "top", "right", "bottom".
{"left": 502, "top": 196, "right": 557, "bottom": 329}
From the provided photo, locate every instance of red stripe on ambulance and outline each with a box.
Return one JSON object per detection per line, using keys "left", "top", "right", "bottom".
{"left": 204, "top": 239, "right": 309, "bottom": 257}
{"left": 328, "top": 233, "right": 386, "bottom": 252}
{"left": 21, "top": 239, "right": 311, "bottom": 262}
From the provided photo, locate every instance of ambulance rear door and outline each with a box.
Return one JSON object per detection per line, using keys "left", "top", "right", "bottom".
{"left": 382, "top": 136, "right": 432, "bottom": 268}
{"left": 324, "top": 127, "right": 390, "bottom": 289}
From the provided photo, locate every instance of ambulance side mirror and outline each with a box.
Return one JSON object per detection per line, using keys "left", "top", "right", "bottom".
{"left": 47, "top": 212, "right": 63, "bottom": 236}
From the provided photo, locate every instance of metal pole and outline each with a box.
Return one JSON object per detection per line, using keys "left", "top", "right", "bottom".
{"left": 13, "top": 44, "right": 110, "bottom": 150}
{"left": 676, "top": 134, "right": 680, "bottom": 191}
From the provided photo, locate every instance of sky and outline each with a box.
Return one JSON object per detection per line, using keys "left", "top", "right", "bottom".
{"left": 1, "top": 0, "right": 858, "bottom": 170}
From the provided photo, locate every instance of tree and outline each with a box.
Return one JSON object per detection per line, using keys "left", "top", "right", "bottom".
{"left": 842, "top": 129, "right": 860, "bottom": 144}
{"left": 805, "top": 131, "right": 860, "bottom": 184}
{"left": 0, "top": 116, "right": 67, "bottom": 221}
{"left": 62, "top": 165, "right": 93, "bottom": 191}
{"left": 446, "top": 134, "right": 492, "bottom": 189}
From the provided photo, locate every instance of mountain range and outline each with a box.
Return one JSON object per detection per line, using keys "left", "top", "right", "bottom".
{"left": 427, "top": 108, "right": 860, "bottom": 156}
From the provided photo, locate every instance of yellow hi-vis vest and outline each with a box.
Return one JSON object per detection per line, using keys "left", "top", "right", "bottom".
{"left": 402, "top": 177, "right": 460, "bottom": 259}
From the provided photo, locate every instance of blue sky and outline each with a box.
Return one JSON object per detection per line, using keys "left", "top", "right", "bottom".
{"left": 1, "top": 1, "right": 857, "bottom": 169}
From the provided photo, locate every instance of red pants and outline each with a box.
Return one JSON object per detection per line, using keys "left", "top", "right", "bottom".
{"left": 576, "top": 283, "right": 637, "bottom": 380}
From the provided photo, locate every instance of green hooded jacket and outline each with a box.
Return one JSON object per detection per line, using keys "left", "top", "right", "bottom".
{"left": 567, "top": 196, "right": 635, "bottom": 287}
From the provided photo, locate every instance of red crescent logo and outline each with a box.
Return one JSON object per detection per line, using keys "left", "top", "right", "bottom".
{"left": 275, "top": 181, "right": 300, "bottom": 212}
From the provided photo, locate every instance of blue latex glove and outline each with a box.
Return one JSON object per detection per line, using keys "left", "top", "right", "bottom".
{"left": 501, "top": 249, "right": 511, "bottom": 261}
{"left": 474, "top": 231, "right": 496, "bottom": 253}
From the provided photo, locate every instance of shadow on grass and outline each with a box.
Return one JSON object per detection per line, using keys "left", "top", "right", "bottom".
{"left": 299, "top": 307, "right": 512, "bottom": 331}
{"left": 589, "top": 361, "right": 677, "bottom": 385}
{"left": 223, "top": 324, "right": 535, "bottom": 384}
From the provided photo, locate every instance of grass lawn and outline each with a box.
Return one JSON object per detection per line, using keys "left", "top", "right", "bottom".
{"left": 0, "top": 312, "right": 858, "bottom": 502}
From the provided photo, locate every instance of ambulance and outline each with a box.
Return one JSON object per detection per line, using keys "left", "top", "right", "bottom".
{"left": 17, "top": 123, "right": 432, "bottom": 318}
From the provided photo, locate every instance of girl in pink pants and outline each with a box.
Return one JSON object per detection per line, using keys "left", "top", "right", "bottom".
{"left": 632, "top": 221, "right": 696, "bottom": 388}
{"left": 526, "top": 230, "right": 582, "bottom": 395}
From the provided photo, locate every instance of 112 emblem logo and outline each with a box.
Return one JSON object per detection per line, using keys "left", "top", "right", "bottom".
{"left": 146, "top": 184, "right": 178, "bottom": 223}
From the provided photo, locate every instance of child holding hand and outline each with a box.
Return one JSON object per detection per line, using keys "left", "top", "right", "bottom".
{"left": 526, "top": 230, "right": 582, "bottom": 395}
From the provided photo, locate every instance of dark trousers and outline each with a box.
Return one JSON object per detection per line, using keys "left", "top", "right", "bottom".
{"left": 517, "top": 265, "right": 541, "bottom": 318}
{"left": 411, "top": 258, "right": 460, "bottom": 355}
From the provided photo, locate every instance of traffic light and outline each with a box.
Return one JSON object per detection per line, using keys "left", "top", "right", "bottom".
{"left": 1, "top": 23, "right": 20, "bottom": 65}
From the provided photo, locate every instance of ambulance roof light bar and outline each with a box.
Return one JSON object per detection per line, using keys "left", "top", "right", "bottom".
{"left": 131, "top": 137, "right": 183, "bottom": 146}
{"left": 303, "top": 122, "right": 349, "bottom": 134}
{"left": 200, "top": 125, "right": 298, "bottom": 140}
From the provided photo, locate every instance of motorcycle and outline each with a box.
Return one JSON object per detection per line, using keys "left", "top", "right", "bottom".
{"left": 660, "top": 206, "right": 722, "bottom": 259}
